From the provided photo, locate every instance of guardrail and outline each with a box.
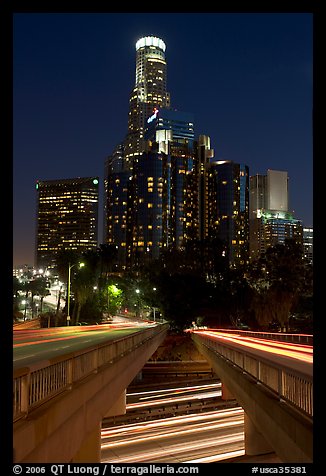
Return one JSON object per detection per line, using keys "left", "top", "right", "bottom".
{"left": 13, "top": 323, "right": 168, "bottom": 423}
{"left": 192, "top": 333, "right": 313, "bottom": 418}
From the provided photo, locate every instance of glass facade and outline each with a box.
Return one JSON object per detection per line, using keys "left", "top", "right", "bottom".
{"left": 131, "top": 149, "right": 170, "bottom": 266}
{"left": 208, "top": 161, "right": 249, "bottom": 266}
{"left": 35, "top": 177, "right": 99, "bottom": 269}
{"left": 124, "top": 36, "right": 170, "bottom": 164}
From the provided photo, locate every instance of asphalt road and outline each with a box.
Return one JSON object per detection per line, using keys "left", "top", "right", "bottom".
{"left": 102, "top": 405, "right": 245, "bottom": 463}
{"left": 13, "top": 321, "right": 156, "bottom": 370}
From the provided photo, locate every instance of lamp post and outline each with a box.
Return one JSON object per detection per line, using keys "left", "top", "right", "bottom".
{"left": 152, "top": 287, "right": 157, "bottom": 321}
{"left": 67, "top": 262, "right": 85, "bottom": 326}
{"left": 135, "top": 288, "right": 140, "bottom": 318}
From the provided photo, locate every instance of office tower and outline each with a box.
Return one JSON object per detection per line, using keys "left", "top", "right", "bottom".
{"left": 249, "top": 169, "right": 302, "bottom": 261}
{"left": 249, "top": 174, "right": 267, "bottom": 219}
{"left": 124, "top": 36, "right": 171, "bottom": 165}
{"left": 207, "top": 160, "right": 250, "bottom": 267}
{"left": 194, "top": 135, "right": 215, "bottom": 242}
{"left": 128, "top": 109, "right": 195, "bottom": 268}
{"left": 129, "top": 145, "right": 170, "bottom": 268}
{"left": 35, "top": 177, "right": 99, "bottom": 270}
{"left": 144, "top": 108, "right": 194, "bottom": 151}
{"left": 266, "top": 169, "right": 289, "bottom": 211}
{"left": 104, "top": 143, "right": 131, "bottom": 268}
{"left": 145, "top": 108, "right": 195, "bottom": 249}
{"left": 252, "top": 210, "right": 303, "bottom": 257}
{"left": 303, "top": 227, "right": 313, "bottom": 264}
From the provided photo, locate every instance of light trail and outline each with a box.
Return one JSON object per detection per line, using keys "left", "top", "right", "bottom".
{"left": 102, "top": 408, "right": 244, "bottom": 443}
{"left": 186, "top": 449, "right": 246, "bottom": 463}
{"left": 128, "top": 381, "right": 221, "bottom": 400}
{"left": 126, "top": 389, "right": 221, "bottom": 410}
{"left": 102, "top": 433, "right": 244, "bottom": 463}
{"left": 102, "top": 407, "right": 244, "bottom": 438}
{"left": 195, "top": 330, "right": 313, "bottom": 363}
{"left": 101, "top": 407, "right": 244, "bottom": 463}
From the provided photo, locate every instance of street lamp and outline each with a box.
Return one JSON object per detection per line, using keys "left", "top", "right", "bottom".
{"left": 67, "top": 262, "right": 85, "bottom": 326}
{"left": 135, "top": 289, "right": 140, "bottom": 318}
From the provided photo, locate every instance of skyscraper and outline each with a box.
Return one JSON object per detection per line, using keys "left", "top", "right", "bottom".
{"left": 124, "top": 36, "right": 171, "bottom": 165}
{"left": 105, "top": 36, "right": 199, "bottom": 269}
{"left": 207, "top": 160, "right": 250, "bottom": 267}
{"left": 249, "top": 169, "right": 302, "bottom": 261}
{"left": 104, "top": 143, "right": 130, "bottom": 268}
{"left": 105, "top": 36, "right": 251, "bottom": 270}
{"left": 303, "top": 227, "right": 313, "bottom": 264}
{"left": 35, "top": 177, "right": 99, "bottom": 270}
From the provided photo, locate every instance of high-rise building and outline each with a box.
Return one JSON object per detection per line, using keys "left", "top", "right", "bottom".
{"left": 249, "top": 174, "right": 267, "bottom": 219}
{"left": 266, "top": 169, "right": 289, "bottom": 212}
{"left": 105, "top": 37, "right": 199, "bottom": 269}
{"left": 124, "top": 36, "right": 171, "bottom": 165}
{"left": 129, "top": 146, "right": 170, "bottom": 267}
{"left": 249, "top": 169, "right": 302, "bottom": 261}
{"left": 35, "top": 177, "right": 99, "bottom": 270}
{"left": 207, "top": 160, "right": 250, "bottom": 267}
{"left": 303, "top": 227, "right": 313, "bottom": 264}
{"left": 105, "top": 36, "right": 251, "bottom": 270}
{"left": 145, "top": 108, "right": 195, "bottom": 250}
{"left": 104, "top": 143, "right": 130, "bottom": 268}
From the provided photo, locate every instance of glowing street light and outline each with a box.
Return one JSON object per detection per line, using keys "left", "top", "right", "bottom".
{"left": 67, "top": 262, "right": 85, "bottom": 326}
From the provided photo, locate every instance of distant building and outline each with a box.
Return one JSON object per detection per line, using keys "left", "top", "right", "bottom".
{"left": 13, "top": 264, "right": 34, "bottom": 278}
{"left": 303, "top": 227, "right": 313, "bottom": 264}
{"left": 104, "top": 143, "right": 130, "bottom": 268}
{"left": 249, "top": 170, "right": 303, "bottom": 260}
{"left": 35, "top": 177, "right": 99, "bottom": 269}
{"left": 207, "top": 159, "right": 250, "bottom": 267}
{"left": 250, "top": 210, "right": 303, "bottom": 260}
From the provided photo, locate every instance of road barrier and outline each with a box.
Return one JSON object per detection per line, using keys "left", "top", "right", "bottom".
{"left": 13, "top": 323, "right": 168, "bottom": 422}
{"left": 192, "top": 333, "right": 313, "bottom": 418}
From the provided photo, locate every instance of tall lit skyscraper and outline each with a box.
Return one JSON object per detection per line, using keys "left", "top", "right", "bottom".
{"left": 35, "top": 177, "right": 99, "bottom": 270}
{"left": 207, "top": 160, "right": 250, "bottom": 267}
{"left": 124, "top": 36, "right": 171, "bottom": 164}
{"left": 104, "top": 143, "right": 130, "bottom": 268}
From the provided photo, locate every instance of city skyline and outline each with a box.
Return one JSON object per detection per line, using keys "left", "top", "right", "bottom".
{"left": 13, "top": 13, "right": 313, "bottom": 266}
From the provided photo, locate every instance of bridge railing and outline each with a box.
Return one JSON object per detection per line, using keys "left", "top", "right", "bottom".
{"left": 193, "top": 333, "right": 313, "bottom": 418}
{"left": 13, "top": 323, "right": 168, "bottom": 423}
{"left": 205, "top": 329, "right": 313, "bottom": 345}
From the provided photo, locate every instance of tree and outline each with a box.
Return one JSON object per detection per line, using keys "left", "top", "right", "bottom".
{"left": 28, "top": 277, "right": 50, "bottom": 317}
{"left": 71, "top": 264, "right": 97, "bottom": 325}
{"left": 247, "top": 239, "right": 310, "bottom": 331}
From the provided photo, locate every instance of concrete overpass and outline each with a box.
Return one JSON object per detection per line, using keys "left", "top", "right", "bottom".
{"left": 190, "top": 329, "right": 313, "bottom": 463}
{"left": 13, "top": 322, "right": 168, "bottom": 463}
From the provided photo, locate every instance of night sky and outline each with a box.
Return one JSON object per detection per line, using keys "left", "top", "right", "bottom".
{"left": 13, "top": 12, "right": 313, "bottom": 267}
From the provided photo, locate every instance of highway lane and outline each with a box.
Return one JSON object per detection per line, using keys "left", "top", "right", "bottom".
{"left": 13, "top": 321, "right": 156, "bottom": 370}
{"left": 126, "top": 381, "right": 222, "bottom": 411}
{"left": 191, "top": 329, "right": 313, "bottom": 376}
{"left": 101, "top": 406, "right": 245, "bottom": 463}
{"left": 101, "top": 377, "right": 245, "bottom": 463}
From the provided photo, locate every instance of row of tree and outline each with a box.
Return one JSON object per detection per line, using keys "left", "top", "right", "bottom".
{"left": 13, "top": 239, "right": 313, "bottom": 332}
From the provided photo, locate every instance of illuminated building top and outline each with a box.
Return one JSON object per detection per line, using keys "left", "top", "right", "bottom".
{"left": 136, "top": 36, "right": 166, "bottom": 52}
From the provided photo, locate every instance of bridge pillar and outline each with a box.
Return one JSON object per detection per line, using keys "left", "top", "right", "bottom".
{"left": 104, "top": 389, "right": 126, "bottom": 417}
{"left": 221, "top": 382, "right": 234, "bottom": 400}
{"left": 71, "top": 422, "right": 101, "bottom": 463}
{"left": 244, "top": 412, "right": 274, "bottom": 456}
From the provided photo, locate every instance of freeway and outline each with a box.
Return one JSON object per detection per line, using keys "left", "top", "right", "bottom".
{"left": 101, "top": 365, "right": 248, "bottom": 463}
{"left": 13, "top": 320, "right": 156, "bottom": 370}
{"left": 102, "top": 406, "right": 245, "bottom": 463}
